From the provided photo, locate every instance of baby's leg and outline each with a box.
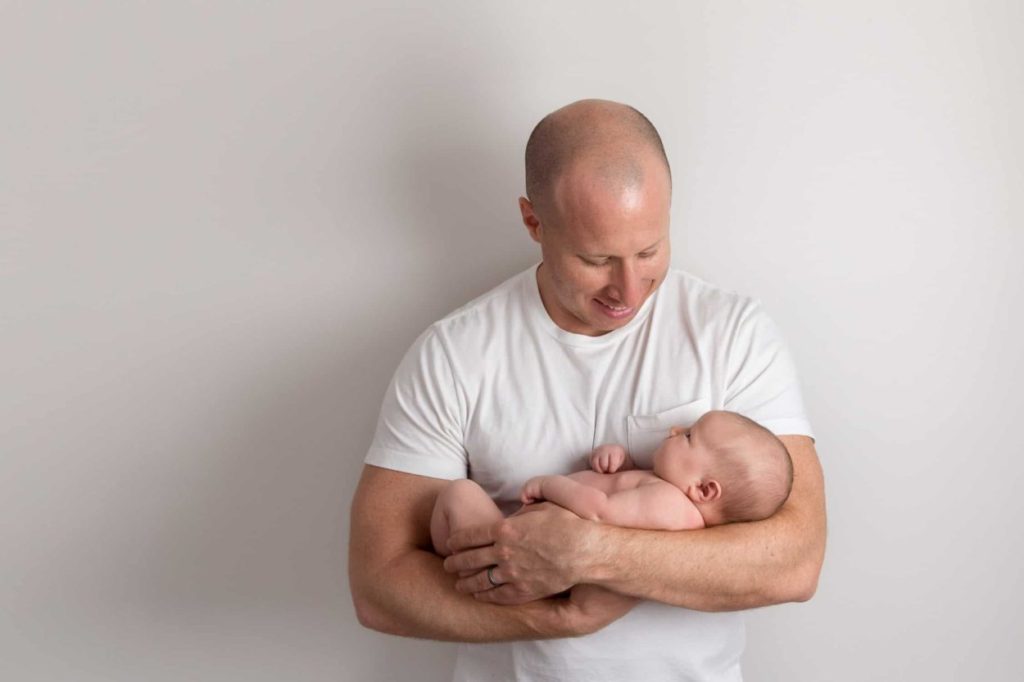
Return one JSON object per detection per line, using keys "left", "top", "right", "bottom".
{"left": 430, "top": 479, "right": 504, "bottom": 557}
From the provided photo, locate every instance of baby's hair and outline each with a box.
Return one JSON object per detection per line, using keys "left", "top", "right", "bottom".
{"left": 706, "top": 412, "right": 793, "bottom": 524}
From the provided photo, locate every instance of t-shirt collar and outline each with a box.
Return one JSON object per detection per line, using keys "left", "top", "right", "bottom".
{"left": 525, "top": 262, "right": 658, "bottom": 347}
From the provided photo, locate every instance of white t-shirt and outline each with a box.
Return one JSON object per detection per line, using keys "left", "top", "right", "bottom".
{"left": 365, "top": 264, "right": 814, "bottom": 682}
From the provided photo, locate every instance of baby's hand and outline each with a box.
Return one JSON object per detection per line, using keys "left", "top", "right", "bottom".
{"left": 590, "top": 444, "right": 628, "bottom": 473}
{"left": 520, "top": 477, "right": 546, "bottom": 505}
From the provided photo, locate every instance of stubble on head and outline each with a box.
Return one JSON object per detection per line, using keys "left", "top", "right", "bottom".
{"left": 524, "top": 98, "right": 672, "bottom": 228}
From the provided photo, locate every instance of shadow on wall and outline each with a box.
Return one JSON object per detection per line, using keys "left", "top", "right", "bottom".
{"left": 133, "top": 12, "right": 538, "bottom": 682}
{"left": 132, "top": 291, "right": 455, "bottom": 678}
{"left": 351, "top": 12, "right": 538, "bottom": 313}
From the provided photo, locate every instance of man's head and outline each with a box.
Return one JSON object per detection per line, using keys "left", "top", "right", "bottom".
{"left": 653, "top": 411, "right": 794, "bottom": 526}
{"left": 520, "top": 99, "right": 673, "bottom": 336}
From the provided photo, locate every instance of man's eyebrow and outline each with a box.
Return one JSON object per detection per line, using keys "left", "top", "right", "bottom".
{"left": 583, "top": 239, "right": 663, "bottom": 258}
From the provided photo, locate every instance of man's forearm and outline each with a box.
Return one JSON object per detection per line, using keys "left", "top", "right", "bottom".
{"left": 582, "top": 507, "right": 820, "bottom": 610}
{"left": 350, "top": 466, "right": 567, "bottom": 642}
{"left": 349, "top": 465, "right": 634, "bottom": 642}
{"left": 351, "top": 545, "right": 562, "bottom": 642}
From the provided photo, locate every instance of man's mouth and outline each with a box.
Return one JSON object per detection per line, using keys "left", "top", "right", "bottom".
{"left": 595, "top": 299, "right": 634, "bottom": 318}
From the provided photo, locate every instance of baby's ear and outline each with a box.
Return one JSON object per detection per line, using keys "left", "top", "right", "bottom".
{"left": 699, "top": 480, "right": 722, "bottom": 503}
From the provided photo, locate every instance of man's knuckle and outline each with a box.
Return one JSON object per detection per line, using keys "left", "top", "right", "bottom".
{"left": 496, "top": 520, "right": 515, "bottom": 541}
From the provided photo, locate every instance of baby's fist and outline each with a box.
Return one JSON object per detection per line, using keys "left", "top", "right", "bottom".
{"left": 590, "top": 444, "right": 628, "bottom": 473}
{"left": 520, "top": 477, "right": 545, "bottom": 505}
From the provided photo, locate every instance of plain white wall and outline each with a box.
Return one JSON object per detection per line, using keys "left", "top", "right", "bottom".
{"left": 3, "top": 2, "right": 1021, "bottom": 680}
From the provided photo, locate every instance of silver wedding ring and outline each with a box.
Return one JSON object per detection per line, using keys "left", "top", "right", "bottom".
{"left": 487, "top": 565, "right": 503, "bottom": 587}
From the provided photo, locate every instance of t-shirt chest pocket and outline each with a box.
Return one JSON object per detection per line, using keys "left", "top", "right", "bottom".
{"left": 626, "top": 398, "right": 710, "bottom": 468}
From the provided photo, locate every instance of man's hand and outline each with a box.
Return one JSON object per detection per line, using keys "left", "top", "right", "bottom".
{"left": 443, "top": 502, "right": 595, "bottom": 605}
{"left": 589, "top": 444, "right": 630, "bottom": 473}
{"left": 351, "top": 465, "right": 628, "bottom": 641}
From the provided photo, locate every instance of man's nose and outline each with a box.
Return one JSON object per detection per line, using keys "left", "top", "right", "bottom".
{"left": 608, "top": 259, "right": 642, "bottom": 305}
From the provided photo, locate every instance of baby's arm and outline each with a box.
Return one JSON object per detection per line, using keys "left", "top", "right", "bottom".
{"left": 589, "top": 444, "right": 635, "bottom": 473}
{"left": 520, "top": 475, "right": 607, "bottom": 513}
{"left": 521, "top": 474, "right": 705, "bottom": 531}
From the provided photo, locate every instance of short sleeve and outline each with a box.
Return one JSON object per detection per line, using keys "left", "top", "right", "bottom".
{"left": 364, "top": 326, "right": 469, "bottom": 479}
{"left": 724, "top": 302, "right": 814, "bottom": 440}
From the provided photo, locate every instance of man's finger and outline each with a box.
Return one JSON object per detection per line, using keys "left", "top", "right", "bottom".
{"left": 446, "top": 522, "right": 500, "bottom": 553}
{"left": 472, "top": 585, "right": 533, "bottom": 606}
{"left": 443, "top": 546, "right": 497, "bottom": 574}
{"left": 454, "top": 564, "right": 518, "bottom": 596}
{"left": 453, "top": 568, "right": 491, "bottom": 594}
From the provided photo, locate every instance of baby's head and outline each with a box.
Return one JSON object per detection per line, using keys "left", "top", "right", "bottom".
{"left": 652, "top": 410, "right": 792, "bottom": 526}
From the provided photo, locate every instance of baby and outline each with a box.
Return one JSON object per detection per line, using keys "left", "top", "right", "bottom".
{"left": 431, "top": 410, "right": 793, "bottom": 557}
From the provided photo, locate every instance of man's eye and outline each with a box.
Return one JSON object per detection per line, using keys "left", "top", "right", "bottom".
{"left": 639, "top": 251, "right": 657, "bottom": 259}
{"left": 582, "top": 257, "right": 609, "bottom": 267}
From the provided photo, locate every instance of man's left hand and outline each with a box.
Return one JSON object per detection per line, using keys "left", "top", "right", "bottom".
{"left": 443, "top": 502, "right": 595, "bottom": 605}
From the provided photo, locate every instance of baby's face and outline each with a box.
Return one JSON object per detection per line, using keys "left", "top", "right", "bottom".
{"left": 651, "top": 414, "right": 720, "bottom": 492}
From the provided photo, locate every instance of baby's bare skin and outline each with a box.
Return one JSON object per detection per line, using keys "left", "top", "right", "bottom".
{"left": 520, "top": 468, "right": 705, "bottom": 531}
{"left": 432, "top": 411, "right": 790, "bottom": 557}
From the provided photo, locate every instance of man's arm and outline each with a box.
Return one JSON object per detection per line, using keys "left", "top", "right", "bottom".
{"left": 348, "top": 464, "right": 638, "bottom": 640}
{"left": 445, "top": 435, "right": 825, "bottom": 610}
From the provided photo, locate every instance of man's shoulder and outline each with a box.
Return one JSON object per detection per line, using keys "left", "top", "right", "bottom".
{"left": 659, "top": 268, "right": 762, "bottom": 326}
{"left": 442, "top": 266, "right": 532, "bottom": 319}
{"left": 423, "top": 264, "right": 535, "bottom": 343}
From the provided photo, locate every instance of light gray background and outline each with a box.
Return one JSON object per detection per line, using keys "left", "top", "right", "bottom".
{"left": 3, "top": 2, "right": 1021, "bottom": 680}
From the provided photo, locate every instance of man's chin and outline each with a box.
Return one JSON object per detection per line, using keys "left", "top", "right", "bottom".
{"left": 577, "top": 313, "right": 635, "bottom": 337}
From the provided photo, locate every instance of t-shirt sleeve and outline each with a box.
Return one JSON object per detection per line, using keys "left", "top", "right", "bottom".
{"left": 723, "top": 301, "right": 815, "bottom": 440}
{"left": 364, "top": 326, "right": 469, "bottom": 480}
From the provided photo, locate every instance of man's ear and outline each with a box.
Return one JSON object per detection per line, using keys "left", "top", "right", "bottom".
{"left": 519, "top": 196, "right": 542, "bottom": 242}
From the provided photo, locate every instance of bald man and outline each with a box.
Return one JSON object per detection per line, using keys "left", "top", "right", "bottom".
{"left": 350, "top": 100, "right": 826, "bottom": 681}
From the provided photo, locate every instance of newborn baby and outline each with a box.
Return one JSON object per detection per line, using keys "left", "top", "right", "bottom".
{"left": 431, "top": 410, "right": 793, "bottom": 557}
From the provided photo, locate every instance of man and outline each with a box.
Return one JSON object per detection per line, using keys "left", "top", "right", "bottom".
{"left": 350, "top": 99, "right": 826, "bottom": 681}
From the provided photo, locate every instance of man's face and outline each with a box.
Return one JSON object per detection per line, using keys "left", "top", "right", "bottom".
{"left": 520, "top": 158, "right": 672, "bottom": 336}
